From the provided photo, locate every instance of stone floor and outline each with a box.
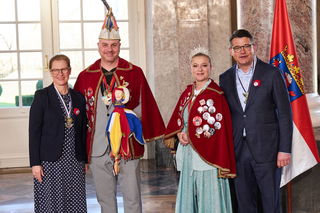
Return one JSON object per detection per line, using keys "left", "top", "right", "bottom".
{"left": 0, "top": 159, "right": 179, "bottom": 213}
{"left": 1, "top": 128, "right": 319, "bottom": 213}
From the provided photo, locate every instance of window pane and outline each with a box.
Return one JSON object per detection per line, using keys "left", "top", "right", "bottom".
{"left": 84, "top": 51, "right": 100, "bottom": 68}
{"left": 0, "top": 24, "right": 17, "bottom": 50}
{"left": 0, "top": 0, "right": 15, "bottom": 22}
{"left": 59, "top": 23, "right": 82, "bottom": 49}
{"left": 83, "top": 0, "right": 105, "bottom": 20}
{"left": 118, "top": 22, "right": 129, "bottom": 48}
{"left": 0, "top": 53, "right": 18, "bottom": 80}
{"left": 0, "top": 81, "right": 18, "bottom": 107}
{"left": 83, "top": 23, "right": 101, "bottom": 48}
{"left": 58, "top": 0, "right": 80, "bottom": 21}
{"left": 108, "top": 0, "right": 128, "bottom": 20}
{"left": 120, "top": 49, "right": 129, "bottom": 61}
{"left": 18, "top": 23, "right": 42, "bottom": 50}
{"left": 17, "top": 0, "right": 40, "bottom": 21}
{"left": 61, "top": 51, "right": 83, "bottom": 78}
{"left": 68, "top": 78, "right": 76, "bottom": 88}
{"left": 20, "top": 52, "right": 43, "bottom": 79}
{"left": 21, "top": 80, "right": 38, "bottom": 106}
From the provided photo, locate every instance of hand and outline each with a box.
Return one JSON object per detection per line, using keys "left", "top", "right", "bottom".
{"left": 277, "top": 152, "right": 291, "bottom": 168}
{"left": 32, "top": 165, "right": 44, "bottom": 183}
{"left": 177, "top": 132, "right": 189, "bottom": 146}
{"left": 85, "top": 163, "right": 89, "bottom": 173}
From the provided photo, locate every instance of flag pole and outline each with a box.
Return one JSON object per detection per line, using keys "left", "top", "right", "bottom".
{"left": 287, "top": 182, "right": 292, "bottom": 213}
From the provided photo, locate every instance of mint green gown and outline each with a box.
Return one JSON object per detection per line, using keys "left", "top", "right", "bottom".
{"left": 175, "top": 81, "right": 233, "bottom": 213}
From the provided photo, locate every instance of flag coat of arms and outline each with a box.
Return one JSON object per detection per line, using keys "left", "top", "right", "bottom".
{"left": 269, "top": 0, "right": 320, "bottom": 187}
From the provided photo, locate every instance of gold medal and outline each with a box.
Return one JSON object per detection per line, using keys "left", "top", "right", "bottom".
{"left": 243, "top": 92, "right": 249, "bottom": 104}
{"left": 65, "top": 117, "right": 74, "bottom": 128}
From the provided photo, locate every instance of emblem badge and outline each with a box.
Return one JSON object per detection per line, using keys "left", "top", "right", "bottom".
{"left": 214, "top": 122, "right": 221, "bottom": 130}
{"left": 203, "top": 105, "right": 208, "bottom": 112}
{"left": 192, "top": 116, "right": 202, "bottom": 126}
{"left": 196, "top": 127, "right": 203, "bottom": 135}
{"left": 206, "top": 99, "right": 214, "bottom": 106}
{"left": 203, "top": 124, "right": 210, "bottom": 131}
{"left": 197, "top": 106, "right": 204, "bottom": 113}
{"left": 202, "top": 112, "right": 210, "bottom": 120}
{"left": 199, "top": 99, "right": 205, "bottom": 106}
{"left": 209, "top": 128, "right": 215, "bottom": 135}
{"left": 208, "top": 106, "right": 216, "bottom": 114}
{"left": 216, "top": 113, "right": 223, "bottom": 121}
{"left": 204, "top": 131, "right": 211, "bottom": 138}
{"left": 177, "top": 118, "right": 182, "bottom": 127}
{"left": 207, "top": 116, "right": 215, "bottom": 125}
{"left": 87, "top": 87, "right": 93, "bottom": 97}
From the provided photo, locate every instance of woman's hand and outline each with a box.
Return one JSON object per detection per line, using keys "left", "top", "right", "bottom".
{"left": 177, "top": 132, "right": 189, "bottom": 146}
{"left": 32, "top": 165, "right": 44, "bottom": 183}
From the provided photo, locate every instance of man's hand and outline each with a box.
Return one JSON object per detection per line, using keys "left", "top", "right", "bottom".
{"left": 277, "top": 152, "right": 291, "bottom": 168}
{"left": 177, "top": 132, "right": 189, "bottom": 146}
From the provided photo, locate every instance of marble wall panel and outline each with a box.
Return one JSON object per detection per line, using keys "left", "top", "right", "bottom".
{"left": 151, "top": 0, "right": 179, "bottom": 125}
{"left": 237, "top": 0, "right": 316, "bottom": 93}
{"left": 208, "top": 0, "right": 233, "bottom": 80}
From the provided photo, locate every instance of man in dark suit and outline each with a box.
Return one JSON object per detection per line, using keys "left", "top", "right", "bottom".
{"left": 219, "top": 29, "right": 293, "bottom": 213}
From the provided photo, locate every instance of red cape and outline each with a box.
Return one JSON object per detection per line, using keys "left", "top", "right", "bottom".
{"left": 74, "top": 58, "right": 165, "bottom": 161}
{"left": 164, "top": 80, "right": 236, "bottom": 178}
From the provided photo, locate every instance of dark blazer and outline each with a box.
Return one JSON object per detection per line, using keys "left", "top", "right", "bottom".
{"left": 219, "top": 58, "right": 293, "bottom": 163}
{"left": 29, "top": 83, "right": 87, "bottom": 166}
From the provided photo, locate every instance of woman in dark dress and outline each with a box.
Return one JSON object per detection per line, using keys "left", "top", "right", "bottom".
{"left": 29, "top": 54, "right": 87, "bottom": 212}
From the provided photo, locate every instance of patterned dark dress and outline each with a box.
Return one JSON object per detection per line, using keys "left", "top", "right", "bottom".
{"left": 34, "top": 92, "right": 87, "bottom": 213}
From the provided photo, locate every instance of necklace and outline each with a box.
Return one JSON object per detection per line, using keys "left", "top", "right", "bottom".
{"left": 54, "top": 86, "right": 73, "bottom": 128}
{"left": 236, "top": 72, "right": 251, "bottom": 104}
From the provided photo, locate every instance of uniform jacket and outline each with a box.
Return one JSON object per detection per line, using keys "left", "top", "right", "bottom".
{"left": 29, "top": 84, "right": 87, "bottom": 166}
{"left": 164, "top": 80, "right": 236, "bottom": 178}
{"left": 74, "top": 57, "right": 165, "bottom": 161}
{"left": 219, "top": 58, "right": 293, "bottom": 163}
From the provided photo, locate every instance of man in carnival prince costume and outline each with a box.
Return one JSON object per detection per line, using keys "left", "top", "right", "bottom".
{"left": 74, "top": 2, "right": 165, "bottom": 212}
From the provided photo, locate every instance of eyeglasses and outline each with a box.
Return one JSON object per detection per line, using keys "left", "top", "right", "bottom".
{"left": 50, "top": 67, "right": 70, "bottom": 75}
{"left": 232, "top": 44, "right": 253, "bottom": 53}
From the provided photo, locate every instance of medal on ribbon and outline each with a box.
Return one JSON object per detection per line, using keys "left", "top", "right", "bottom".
{"left": 65, "top": 117, "right": 74, "bottom": 128}
{"left": 54, "top": 86, "right": 73, "bottom": 129}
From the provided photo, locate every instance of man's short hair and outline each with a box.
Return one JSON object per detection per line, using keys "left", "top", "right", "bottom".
{"left": 229, "top": 29, "right": 254, "bottom": 44}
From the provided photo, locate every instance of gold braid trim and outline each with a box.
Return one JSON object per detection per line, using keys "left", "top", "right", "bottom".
{"left": 163, "top": 137, "right": 176, "bottom": 149}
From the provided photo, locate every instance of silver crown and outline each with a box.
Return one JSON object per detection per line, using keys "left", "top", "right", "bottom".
{"left": 189, "top": 46, "right": 211, "bottom": 61}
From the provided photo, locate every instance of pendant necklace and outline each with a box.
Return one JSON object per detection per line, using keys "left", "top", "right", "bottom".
{"left": 237, "top": 72, "right": 250, "bottom": 104}
{"left": 54, "top": 86, "right": 73, "bottom": 128}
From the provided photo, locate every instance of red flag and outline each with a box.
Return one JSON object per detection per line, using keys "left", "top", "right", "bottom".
{"left": 270, "top": 0, "right": 320, "bottom": 187}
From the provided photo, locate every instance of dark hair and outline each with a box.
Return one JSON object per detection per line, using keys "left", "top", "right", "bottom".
{"left": 191, "top": 53, "right": 212, "bottom": 65}
{"left": 49, "top": 54, "right": 71, "bottom": 69}
{"left": 229, "top": 29, "right": 254, "bottom": 45}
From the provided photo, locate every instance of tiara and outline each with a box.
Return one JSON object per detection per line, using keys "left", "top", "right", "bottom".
{"left": 189, "top": 46, "right": 210, "bottom": 61}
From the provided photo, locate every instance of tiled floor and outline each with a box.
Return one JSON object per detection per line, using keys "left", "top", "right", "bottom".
{"left": 0, "top": 159, "right": 179, "bottom": 213}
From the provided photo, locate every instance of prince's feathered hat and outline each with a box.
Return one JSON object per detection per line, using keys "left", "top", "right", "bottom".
{"left": 99, "top": 0, "right": 121, "bottom": 40}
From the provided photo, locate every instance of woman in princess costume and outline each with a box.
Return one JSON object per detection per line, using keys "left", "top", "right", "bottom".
{"left": 164, "top": 47, "right": 236, "bottom": 213}
{"left": 106, "top": 86, "right": 145, "bottom": 175}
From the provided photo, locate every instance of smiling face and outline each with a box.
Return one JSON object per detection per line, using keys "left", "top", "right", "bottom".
{"left": 50, "top": 59, "right": 70, "bottom": 87}
{"left": 98, "top": 39, "right": 121, "bottom": 64}
{"left": 229, "top": 37, "right": 256, "bottom": 72}
{"left": 191, "top": 55, "right": 211, "bottom": 83}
